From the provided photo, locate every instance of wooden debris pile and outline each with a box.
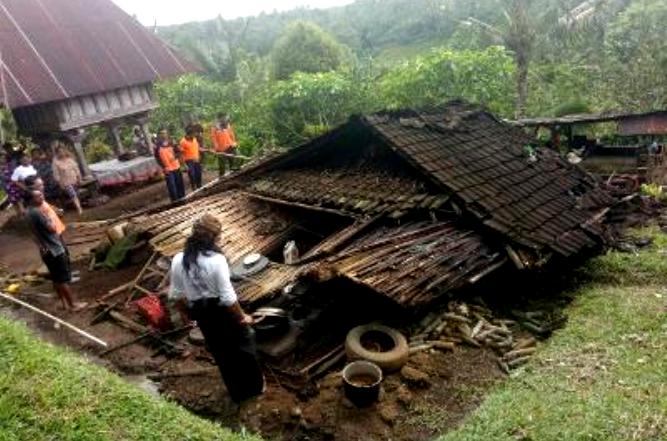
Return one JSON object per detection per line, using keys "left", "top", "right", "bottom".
{"left": 408, "top": 300, "right": 543, "bottom": 373}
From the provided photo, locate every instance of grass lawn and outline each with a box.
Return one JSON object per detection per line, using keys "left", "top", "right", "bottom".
{"left": 0, "top": 316, "right": 258, "bottom": 441}
{"left": 440, "top": 228, "right": 667, "bottom": 441}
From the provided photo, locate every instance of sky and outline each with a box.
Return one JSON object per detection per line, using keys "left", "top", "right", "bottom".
{"left": 111, "top": 0, "right": 355, "bottom": 26}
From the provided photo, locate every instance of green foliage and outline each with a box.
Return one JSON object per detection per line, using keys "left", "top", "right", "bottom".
{"left": 601, "top": 0, "right": 667, "bottom": 110}
{"left": 150, "top": 0, "right": 667, "bottom": 156}
{"left": 553, "top": 100, "right": 591, "bottom": 117}
{"left": 378, "top": 46, "right": 515, "bottom": 115}
{"left": 268, "top": 70, "right": 373, "bottom": 144}
{"left": 270, "top": 21, "right": 351, "bottom": 80}
{"left": 640, "top": 184, "right": 667, "bottom": 202}
{"left": 0, "top": 108, "right": 17, "bottom": 141}
{"left": 84, "top": 139, "right": 113, "bottom": 164}
{"left": 153, "top": 74, "right": 234, "bottom": 133}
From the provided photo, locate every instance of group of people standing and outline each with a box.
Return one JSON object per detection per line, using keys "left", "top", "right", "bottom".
{"left": 1, "top": 143, "right": 84, "bottom": 217}
{"left": 1, "top": 142, "right": 87, "bottom": 312}
{"left": 154, "top": 114, "right": 239, "bottom": 202}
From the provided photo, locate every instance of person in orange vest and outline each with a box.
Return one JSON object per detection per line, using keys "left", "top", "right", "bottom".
{"left": 25, "top": 187, "right": 87, "bottom": 311}
{"left": 211, "top": 114, "right": 238, "bottom": 177}
{"left": 156, "top": 128, "right": 185, "bottom": 202}
{"left": 180, "top": 125, "right": 202, "bottom": 191}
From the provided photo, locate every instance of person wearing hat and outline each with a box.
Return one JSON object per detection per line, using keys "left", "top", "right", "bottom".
{"left": 168, "top": 214, "right": 264, "bottom": 404}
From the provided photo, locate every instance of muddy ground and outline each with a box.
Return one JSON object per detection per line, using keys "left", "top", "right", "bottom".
{"left": 0, "top": 178, "right": 614, "bottom": 441}
{"left": 3, "top": 254, "right": 508, "bottom": 441}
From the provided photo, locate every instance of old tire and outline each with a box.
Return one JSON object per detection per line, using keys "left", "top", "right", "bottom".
{"left": 345, "top": 324, "right": 409, "bottom": 373}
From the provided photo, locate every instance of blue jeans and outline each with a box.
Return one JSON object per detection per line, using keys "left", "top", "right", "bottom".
{"left": 185, "top": 160, "right": 202, "bottom": 190}
{"left": 164, "top": 170, "right": 185, "bottom": 201}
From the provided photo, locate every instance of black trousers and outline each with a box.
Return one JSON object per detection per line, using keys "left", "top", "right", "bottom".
{"left": 164, "top": 170, "right": 185, "bottom": 201}
{"left": 185, "top": 160, "right": 202, "bottom": 190}
{"left": 187, "top": 299, "right": 264, "bottom": 403}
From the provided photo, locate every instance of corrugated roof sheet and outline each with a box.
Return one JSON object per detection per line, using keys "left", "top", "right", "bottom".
{"left": 514, "top": 109, "right": 667, "bottom": 127}
{"left": 0, "top": 0, "right": 198, "bottom": 109}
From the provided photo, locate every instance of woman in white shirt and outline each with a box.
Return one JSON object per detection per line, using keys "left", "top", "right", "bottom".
{"left": 169, "top": 214, "right": 264, "bottom": 404}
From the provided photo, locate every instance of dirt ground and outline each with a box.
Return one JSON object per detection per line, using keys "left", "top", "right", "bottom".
{"left": 0, "top": 179, "right": 560, "bottom": 441}
{"left": 3, "top": 258, "right": 507, "bottom": 441}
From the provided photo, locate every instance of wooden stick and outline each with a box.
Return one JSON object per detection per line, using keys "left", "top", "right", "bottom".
{"left": 98, "top": 281, "right": 133, "bottom": 302}
{"left": 299, "top": 345, "right": 344, "bottom": 375}
{"left": 242, "top": 191, "right": 351, "bottom": 218}
{"left": 0, "top": 292, "right": 107, "bottom": 347}
{"left": 125, "top": 252, "right": 157, "bottom": 306}
{"left": 210, "top": 151, "right": 252, "bottom": 160}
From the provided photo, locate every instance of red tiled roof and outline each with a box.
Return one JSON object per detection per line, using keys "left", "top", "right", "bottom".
{"left": 0, "top": 0, "right": 199, "bottom": 109}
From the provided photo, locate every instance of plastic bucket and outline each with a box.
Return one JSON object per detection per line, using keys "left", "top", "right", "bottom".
{"left": 342, "top": 360, "right": 383, "bottom": 407}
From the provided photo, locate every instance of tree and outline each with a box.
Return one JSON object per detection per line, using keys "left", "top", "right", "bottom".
{"left": 270, "top": 21, "right": 350, "bottom": 80}
{"left": 379, "top": 47, "right": 516, "bottom": 116}
{"left": 461, "top": 1, "right": 536, "bottom": 118}
{"left": 601, "top": 0, "right": 667, "bottom": 110}
{"left": 462, "top": 0, "right": 609, "bottom": 118}
{"left": 268, "top": 71, "right": 373, "bottom": 145}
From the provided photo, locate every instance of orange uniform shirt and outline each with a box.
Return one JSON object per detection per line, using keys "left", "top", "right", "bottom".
{"left": 40, "top": 202, "right": 66, "bottom": 236}
{"left": 211, "top": 125, "right": 237, "bottom": 153}
{"left": 179, "top": 137, "right": 200, "bottom": 162}
{"left": 158, "top": 145, "right": 180, "bottom": 172}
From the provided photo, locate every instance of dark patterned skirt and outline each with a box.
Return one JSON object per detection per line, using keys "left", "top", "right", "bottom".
{"left": 187, "top": 298, "right": 264, "bottom": 404}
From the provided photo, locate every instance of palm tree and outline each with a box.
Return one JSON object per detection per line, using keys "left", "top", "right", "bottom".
{"left": 463, "top": 0, "right": 607, "bottom": 118}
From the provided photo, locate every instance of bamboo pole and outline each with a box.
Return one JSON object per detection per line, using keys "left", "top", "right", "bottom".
{"left": 0, "top": 292, "right": 107, "bottom": 347}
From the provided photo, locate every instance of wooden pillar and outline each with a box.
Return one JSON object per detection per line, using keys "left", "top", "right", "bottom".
{"left": 106, "top": 121, "right": 125, "bottom": 156}
{"left": 65, "top": 129, "right": 92, "bottom": 178}
{"left": 134, "top": 114, "right": 153, "bottom": 156}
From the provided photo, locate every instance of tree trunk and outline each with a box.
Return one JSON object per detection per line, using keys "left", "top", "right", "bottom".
{"left": 516, "top": 57, "right": 529, "bottom": 119}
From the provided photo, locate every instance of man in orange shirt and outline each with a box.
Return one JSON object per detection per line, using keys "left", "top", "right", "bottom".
{"left": 25, "top": 189, "right": 87, "bottom": 311}
{"left": 210, "top": 114, "right": 238, "bottom": 177}
{"left": 156, "top": 128, "right": 185, "bottom": 202}
{"left": 180, "top": 125, "right": 202, "bottom": 190}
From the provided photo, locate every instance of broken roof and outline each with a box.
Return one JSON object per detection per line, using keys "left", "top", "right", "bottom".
{"left": 325, "top": 221, "right": 506, "bottom": 308}
{"left": 0, "top": 0, "right": 198, "bottom": 109}
{"left": 362, "top": 104, "right": 612, "bottom": 257}
{"left": 220, "top": 101, "right": 611, "bottom": 258}
{"left": 93, "top": 101, "right": 612, "bottom": 309}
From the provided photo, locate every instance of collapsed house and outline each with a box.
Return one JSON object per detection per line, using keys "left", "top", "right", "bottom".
{"left": 74, "top": 101, "right": 614, "bottom": 371}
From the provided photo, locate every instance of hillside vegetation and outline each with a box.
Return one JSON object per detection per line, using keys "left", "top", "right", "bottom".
{"left": 148, "top": 0, "right": 667, "bottom": 154}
